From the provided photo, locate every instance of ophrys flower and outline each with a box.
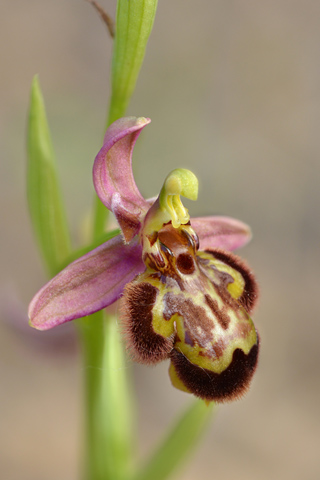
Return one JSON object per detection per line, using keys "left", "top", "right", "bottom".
{"left": 29, "top": 117, "right": 259, "bottom": 402}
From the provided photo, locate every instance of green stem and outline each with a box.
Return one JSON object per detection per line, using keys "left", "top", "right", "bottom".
{"left": 78, "top": 311, "right": 133, "bottom": 480}
{"left": 79, "top": 312, "right": 105, "bottom": 480}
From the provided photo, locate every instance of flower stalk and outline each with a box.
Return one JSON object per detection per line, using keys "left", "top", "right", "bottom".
{"left": 78, "top": 312, "right": 133, "bottom": 480}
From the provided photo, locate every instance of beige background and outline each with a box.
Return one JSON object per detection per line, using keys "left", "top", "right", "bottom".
{"left": 1, "top": 1, "right": 320, "bottom": 479}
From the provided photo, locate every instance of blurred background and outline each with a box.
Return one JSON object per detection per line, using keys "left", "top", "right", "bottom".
{"left": 1, "top": 0, "right": 320, "bottom": 479}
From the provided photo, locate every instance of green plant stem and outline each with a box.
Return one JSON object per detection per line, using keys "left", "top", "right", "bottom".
{"left": 78, "top": 311, "right": 133, "bottom": 480}
{"left": 78, "top": 312, "right": 105, "bottom": 480}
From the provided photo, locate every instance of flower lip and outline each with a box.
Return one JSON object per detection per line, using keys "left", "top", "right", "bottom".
{"left": 121, "top": 220, "right": 259, "bottom": 402}
{"left": 169, "top": 335, "right": 259, "bottom": 402}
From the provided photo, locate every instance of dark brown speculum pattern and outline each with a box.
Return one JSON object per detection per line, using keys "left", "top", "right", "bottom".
{"left": 121, "top": 222, "right": 259, "bottom": 402}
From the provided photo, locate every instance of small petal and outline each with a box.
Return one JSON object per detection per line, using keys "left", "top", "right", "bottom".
{"left": 29, "top": 235, "right": 145, "bottom": 330}
{"left": 93, "top": 117, "right": 151, "bottom": 242}
{"left": 191, "top": 216, "right": 252, "bottom": 251}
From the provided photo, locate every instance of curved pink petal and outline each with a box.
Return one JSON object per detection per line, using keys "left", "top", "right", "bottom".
{"left": 93, "top": 117, "right": 151, "bottom": 242}
{"left": 29, "top": 235, "right": 145, "bottom": 331}
{"left": 191, "top": 216, "right": 252, "bottom": 251}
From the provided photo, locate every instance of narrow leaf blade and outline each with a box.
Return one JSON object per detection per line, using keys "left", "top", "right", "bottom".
{"left": 133, "top": 400, "right": 215, "bottom": 480}
{"left": 27, "top": 76, "right": 71, "bottom": 275}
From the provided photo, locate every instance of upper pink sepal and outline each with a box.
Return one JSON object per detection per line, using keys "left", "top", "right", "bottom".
{"left": 28, "top": 235, "right": 144, "bottom": 330}
{"left": 191, "top": 216, "right": 252, "bottom": 251}
{"left": 93, "top": 117, "right": 151, "bottom": 242}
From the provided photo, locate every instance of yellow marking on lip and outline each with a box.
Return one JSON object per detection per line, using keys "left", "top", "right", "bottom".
{"left": 135, "top": 227, "right": 257, "bottom": 376}
{"left": 169, "top": 362, "right": 191, "bottom": 394}
{"left": 174, "top": 309, "right": 258, "bottom": 374}
{"left": 197, "top": 251, "right": 245, "bottom": 299}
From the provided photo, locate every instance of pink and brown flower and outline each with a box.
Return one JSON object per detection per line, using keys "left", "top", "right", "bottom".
{"left": 29, "top": 117, "right": 259, "bottom": 402}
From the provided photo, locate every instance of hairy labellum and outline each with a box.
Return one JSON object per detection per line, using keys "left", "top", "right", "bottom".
{"left": 121, "top": 222, "right": 259, "bottom": 403}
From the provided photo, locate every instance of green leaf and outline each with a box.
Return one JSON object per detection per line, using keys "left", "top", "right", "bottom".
{"left": 132, "top": 400, "right": 215, "bottom": 480}
{"left": 108, "top": 0, "right": 158, "bottom": 126}
{"left": 27, "top": 76, "right": 71, "bottom": 276}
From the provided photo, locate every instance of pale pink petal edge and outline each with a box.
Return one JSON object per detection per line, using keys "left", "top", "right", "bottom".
{"left": 29, "top": 235, "right": 144, "bottom": 331}
{"left": 191, "top": 215, "right": 252, "bottom": 251}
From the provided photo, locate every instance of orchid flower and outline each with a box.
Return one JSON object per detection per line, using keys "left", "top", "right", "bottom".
{"left": 29, "top": 116, "right": 259, "bottom": 403}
